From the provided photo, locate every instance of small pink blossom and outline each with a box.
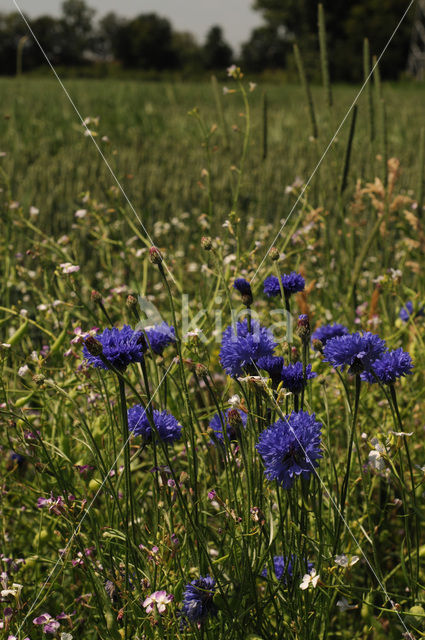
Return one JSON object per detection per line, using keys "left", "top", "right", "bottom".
{"left": 71, "top": 327, "right": 99, "bottom": 345}
{"left": 59, "top": 263, "right": 80, "bottom": 274}
{"left": 142, "top": 590, "right": 173, "bottom": 614}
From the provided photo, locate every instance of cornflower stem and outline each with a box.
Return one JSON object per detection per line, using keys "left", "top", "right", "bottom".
{"left": 333, "top": 373, "right": 361, "bottom": 556}
{"left": 246, "top": 305, "right": 252, "bottom": 333}
{"left": 118, "top": 377, "right": 133, "bottom": 639}
{"left": 202, "top": 372, "right": 241, "bottom": 517}
{"left": 284, "top": 295, "right": 293, "bottom": 358}
{"left": 45, "top": 377, "right": 136, "bottom": 562}
{"left": 190, "top": 108, "right": 214, "bottom": 218}
{"left": 140, "top": 357, "right": 161, "bottom": 578}
{"left": 156, "top": 262, "right": 201, "bottom": 562}
{"left": 389, "top": 384, "right": 419, "bottom": 596}
{"left": 98, "top": 300, "right": 114, "bottom": 326}
{"left": 301, "top": 340, "right": 309, "bottom": 410}
{"left": 231, "top": 79, "right": 251, "bottom": 262}
{"left": 273, "top": 264, "right": 293, "bottom": 353}
{"left": 30, "top": 430, "right": 109, "bottom": 630}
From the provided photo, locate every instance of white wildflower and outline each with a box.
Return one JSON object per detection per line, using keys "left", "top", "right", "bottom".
{"left": 142, "top": 590, "right": 173, "bottom": 614}
{"left": 59, "top": 263, "right": 80, "bottom": 274}
{"left": 368, "top": 437, "right": 386, "bottom": 471}
{"left": 300, "top": 568, "right": 320, "bottom": 590}
{"left": 18, "top": 365, "right": 29, "bottom": 377}
{"left": 336, "top": 597, "right": 357, "bottom": 611}
{"left": 334, "top": 554, "right": 359, "bottom": 568}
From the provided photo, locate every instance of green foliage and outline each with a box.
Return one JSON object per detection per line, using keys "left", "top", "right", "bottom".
{"left": 1, "top": 75, "right": 425, "bottom": 639}
{"left": 202, "top": 25, "right": 233, "bottom": 70}
{"left": 241, "top": 25, "right": 290, "bottom": 72}
{"left": 253, "top": 0, "right": 415, "bottom": 80}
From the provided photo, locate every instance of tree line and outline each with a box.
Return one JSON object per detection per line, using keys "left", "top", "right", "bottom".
{"left": 2, "top": 0, "right": 416, "bottom": 80}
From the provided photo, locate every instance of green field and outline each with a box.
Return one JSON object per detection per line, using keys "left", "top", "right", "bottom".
{"left": 1, "top": 75, "right": 425, "bottom": 639}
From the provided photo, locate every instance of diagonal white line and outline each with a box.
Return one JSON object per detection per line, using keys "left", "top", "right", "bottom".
{"left": 17, "top": 360, "right": 174, "bottom": 635}
{"left": 250, "top": 359, "right": 412, "bottom": 634}
{"left": 250, "top": 0, "right": 415, "bottom": 284}
{"left": 12, "top": 0, "right": 177, "bottom": 287}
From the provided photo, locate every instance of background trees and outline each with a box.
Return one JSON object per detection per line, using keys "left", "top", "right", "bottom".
{"left": 252, "top": 0, "right": 415, "bottom": 80}
{"left": 0, "top": 0, "right": 416, "bottom": 79}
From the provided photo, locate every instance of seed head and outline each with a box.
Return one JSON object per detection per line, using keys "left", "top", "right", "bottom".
{"left": 84, "top": 336, "right": 103, "bottom": 357}
{"left": 269, "top": 247, "right": 280, "bottom": 262}
{"left": 32, "top": 373, "right": 46, "bottom": 386}
{"left": 126, "top": 294, "right": 138, "bottom": 309}
{"left": 91, "top": 290, "right": 102, "bottom": 303}
{"left": 149, "top": 246, "right": 163, "bottom": 264}
{"left": 201, "top": 236, "right": 213, "bottom": 251}
{"left": 297, "top": 314, "right": 311, "bottom": 342}
{"left": 227, "top": 408, "right": 244, "bottom": 429}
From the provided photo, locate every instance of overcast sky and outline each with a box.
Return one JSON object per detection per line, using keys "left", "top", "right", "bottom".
{"left": 4, "top": 0, "right": 262, "bottom": 51}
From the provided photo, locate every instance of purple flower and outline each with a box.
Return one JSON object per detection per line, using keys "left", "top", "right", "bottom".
{"left": 311, "top": 323, "right": 349, "bottom": 348}
{"left": 83, "top": 325, "right": 146, "bottom": 371}
{"left": 257, "top": 355, "right": 285, "bottom": 385}
{"left": 323, "top": 332, "right": 386, "bottom": 375}
{"left": 263, "top": 275, "right": 281, "bottom": 297}
{"left": 256, "top": 411, "right": 322, "bottom": 489}
{"left": 261, "top": 555, "right": 314, "bottom": 584}
{"left": 233, "top": 278, "right": 252, "bottom": 296}
{"left": 361, "top": 348, "right": 413, "bottom": 384}
{"left": 219, "top": 318, "right": 276, "bottom": 377}
{"left": 280, "top": 362, "right": 316, "bottom": 394}
{"left": 181, "top": 575, "right": 217, "bottom": 623}
{"left": 282, "top": 272, "right": 305, "bottom": 295}
{"left": 36, "top": 493, "right": 75, "bottom": 515}
{"left": 209, "top": 408, "right": 247, "bottom": 443}
{"left": 145, "top": 322, "right": 176, "bottom": 355}
{"left": 9, "top": 452, "right": 25, "bottom": 467}
{"left": 263, "top": 272, "right": 305, "bottom": 298}
{"left": 399, "top": 300, "right": 424, "bottom": 322}
{"left": 127, "top": 407, "right": 182, "bottom": 443}
{"left": 33, "top": 613, "right": 60, "bottom": 634}
{"left": 233, "top": 278, "right": 253, "bottom": 305}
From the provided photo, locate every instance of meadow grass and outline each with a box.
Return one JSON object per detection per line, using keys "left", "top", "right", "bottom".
{"left": 1, "top": 72, "right": 425, "bottom": 639}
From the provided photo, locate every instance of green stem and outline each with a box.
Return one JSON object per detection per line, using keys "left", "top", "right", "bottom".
{"left": 118, "top": 377, "right": 132, "bottom": 639}
{"left": 389, "top": 384, "right": 420, "bottom": 597}
{"left": 333, "top": 374, "right": 361, "bottom": 555}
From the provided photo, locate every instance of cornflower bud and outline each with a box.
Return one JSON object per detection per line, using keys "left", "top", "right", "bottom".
{"left": 149, "top": 246, "right": 163, "bottom": 264}
{"left": 91, "top": 290, "right": 102, "bottom": 303}
{"left": 269, "top": 247, "right": 280, "bottom": 261}
{"left": 84, "top": 336, "right": 103, "bottom": 357}
{"left": 201, "top": 236, "right": 213, "bottom": 250}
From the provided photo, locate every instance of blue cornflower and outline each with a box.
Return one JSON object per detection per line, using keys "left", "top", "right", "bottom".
{"left": 10, "top": 452, "right": 26, "bottom": 465}
{"left": 181, "top": 575, "right": 217, "bottom": 623}
{"left": 257, "top": 355, "right": 285, "bottom": 385}
{"left": 311, "top": 323, "right": 349, "bottom": 348}
{"left": 280, "top": 362, "right": 316, "bottom": 394}
{"left": 282, "top": 272, "right": 305, "bottom": 295}
{"left": 399, "top": 301, "right": 424, "bottom": 322}
{"left": 145, "top": 322, "right": 176, "bottom": 355}
{"left": 127, "top": 406, "right": 182, "bottom": 443}
{"left": 83, "top": 325, "right": 146, "bottom": 371}
{"left": 256, "top": 411, "right": 322, "bottom": 489}
{"left": 233, "top": 278, "right": 253, "bottom": 305}
{"left": 361, "top": 348, "right": 413, "bottom": 385}
{"left": 323, "top": 332, "right": 386, "bottom": 375}
{"left": 263, "top": 272, "right": 305, "bottom": 298}
{"left": 261, "top": 555, "right": 314, "bottom": 584}
{"left": 219, "top": 318, "right": 276, "bottom": 378}
{"left": 209, "top": 408, "right": 247, "bottom": 443}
